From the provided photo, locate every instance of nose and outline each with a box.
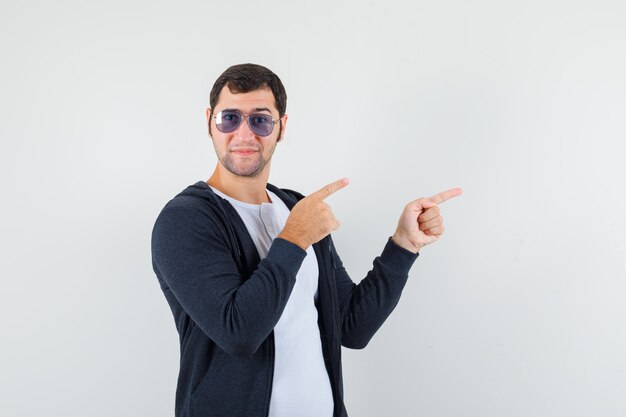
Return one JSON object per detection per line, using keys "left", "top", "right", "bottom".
{"left": 234, "top": 116, "right": 257, "bottom": 140}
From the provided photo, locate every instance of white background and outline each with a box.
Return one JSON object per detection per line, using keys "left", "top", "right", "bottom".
{"left": 1, "top": 0, "right": 625, "bottom": 416}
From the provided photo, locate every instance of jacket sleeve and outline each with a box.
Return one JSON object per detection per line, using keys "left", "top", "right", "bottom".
{"left": 332, "top": 236, "right": 419, "bottom": 349}
{"left": 151, "top": 204, "right": 307, "bottom": 357}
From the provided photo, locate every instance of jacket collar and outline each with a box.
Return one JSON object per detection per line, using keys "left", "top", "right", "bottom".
{"left": 182, "top": 180, "right": 305, "bottom": 210}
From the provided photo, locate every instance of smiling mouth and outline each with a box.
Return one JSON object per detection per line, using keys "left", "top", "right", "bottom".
{"left": 231, "top": 148, "right": 258, "bottom": 155}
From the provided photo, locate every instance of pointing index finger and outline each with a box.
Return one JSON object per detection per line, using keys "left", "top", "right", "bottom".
{"left": 428, "top": 187, "right": 463, "bottom": 205}
{"left": 309, "top": 178, "right": 350, "bottom": 200}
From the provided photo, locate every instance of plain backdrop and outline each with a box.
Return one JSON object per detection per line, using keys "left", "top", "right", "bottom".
{"left": 1, "top": 0, "right": 625, "bottom": 416}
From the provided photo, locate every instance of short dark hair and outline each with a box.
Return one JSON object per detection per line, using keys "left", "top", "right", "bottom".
{"left": 209, "top": 63, "right": 287, "bottom": 117}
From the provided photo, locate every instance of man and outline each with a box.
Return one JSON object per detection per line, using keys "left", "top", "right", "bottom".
{"left": 151, "top": 63, "right": 461, "bottom": 417}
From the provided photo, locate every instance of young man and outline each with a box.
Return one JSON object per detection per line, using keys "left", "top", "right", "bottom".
{"left": 151, "top": 63, "right": 461, "bottom": 417}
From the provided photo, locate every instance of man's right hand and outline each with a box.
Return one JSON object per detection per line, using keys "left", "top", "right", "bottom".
{"left": 277, "top": 178, "right": 350, "bottom": 250}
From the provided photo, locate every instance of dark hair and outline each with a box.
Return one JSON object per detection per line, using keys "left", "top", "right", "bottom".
{"left": 209, "top": 63, "right": 287, "bottom": 117}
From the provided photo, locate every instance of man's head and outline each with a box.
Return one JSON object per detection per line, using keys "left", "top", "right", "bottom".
{"left": 208, "top": 63, "right": 287, "bottom": 138}
{"left": 206, "top": 63, "right": 288, "bottom": 178}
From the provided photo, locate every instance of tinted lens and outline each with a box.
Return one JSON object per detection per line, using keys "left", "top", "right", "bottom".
{"left": 215, "top": 110, "right": 242, "bottom": 133}
{"left": 248, "top": 113, "right": 274, "bottom": 136}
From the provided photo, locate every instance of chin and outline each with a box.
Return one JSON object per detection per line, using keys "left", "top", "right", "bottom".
{"left": 221, "top": 154, "right": 270, "bottom": 178}
{"left": 225, "top": 164, "right": 265, "bottom": 177}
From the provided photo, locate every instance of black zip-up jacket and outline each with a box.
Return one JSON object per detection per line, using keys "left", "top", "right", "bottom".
{"left": 151, "top": 181, "right": 419, "bottom": 417}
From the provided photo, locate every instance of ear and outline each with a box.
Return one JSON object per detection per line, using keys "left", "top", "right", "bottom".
{"left": 206, "top": 107, "right": 213, "bottom": 137}
{"left": 277, "top": 113, "right": 288, "bottom": 142}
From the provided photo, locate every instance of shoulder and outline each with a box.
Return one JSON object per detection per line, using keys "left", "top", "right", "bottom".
{"left": 153, "top": 181, "right": 226, "bottom": 236}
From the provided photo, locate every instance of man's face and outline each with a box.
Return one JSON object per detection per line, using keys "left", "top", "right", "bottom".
{"left": 206, "top": 87, "right": 287, "bottom": 178}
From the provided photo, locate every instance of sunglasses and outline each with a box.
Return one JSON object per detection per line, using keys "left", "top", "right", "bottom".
{"left": 212, "top": 110, "right": 279, "bottom": 137}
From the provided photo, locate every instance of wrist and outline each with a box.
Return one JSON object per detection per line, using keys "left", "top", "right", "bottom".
{"left": 277, "top": 231, "right": 309, "bottom": 251}
{"left": 391, "top": 232, "right": 422, "bottom": 254}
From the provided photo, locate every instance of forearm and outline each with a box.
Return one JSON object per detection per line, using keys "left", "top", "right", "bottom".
{"left": 337, "top": 237, "right": 419, "bottom": 349}
{"left": 152, "top": 205, "right": 307, "bottom": 356}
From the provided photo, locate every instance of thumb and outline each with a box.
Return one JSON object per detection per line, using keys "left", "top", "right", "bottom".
{"left": 421, "top": 198, "right": 436, "bottom": 210}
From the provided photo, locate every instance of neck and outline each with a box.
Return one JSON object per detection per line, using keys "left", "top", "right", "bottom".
{"left": 207, "top": 163, "right": 272, "bottom": 204}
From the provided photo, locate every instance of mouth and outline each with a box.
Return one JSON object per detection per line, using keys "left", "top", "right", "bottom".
{"left": 231, "top": 148, "right": 258, "bottom": 156}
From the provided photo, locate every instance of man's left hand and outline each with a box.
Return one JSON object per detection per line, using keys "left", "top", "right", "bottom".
{"left": 391, "top": 188, "right": 463, "bottom": 254}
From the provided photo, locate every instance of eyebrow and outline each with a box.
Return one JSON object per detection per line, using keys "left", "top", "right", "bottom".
{"left": 221, "top": 107, "right": 273, "bottom": 114}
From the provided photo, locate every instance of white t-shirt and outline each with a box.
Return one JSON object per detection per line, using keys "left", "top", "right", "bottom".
{"left": 210, "top": 186, "right": 334, "bottom": 417}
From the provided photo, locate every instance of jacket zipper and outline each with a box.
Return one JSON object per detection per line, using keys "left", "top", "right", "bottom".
{"left": 263, "top": 331, "right": 275, "bottom": 417}
{"left": 320, "top": 237, "right": 339, "bottom": 417}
